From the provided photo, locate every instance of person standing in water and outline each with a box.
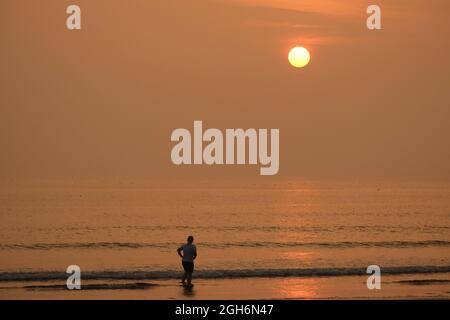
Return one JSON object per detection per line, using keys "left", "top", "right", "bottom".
{"left": 177, "top": 235, "right": 197, "bottom": 287}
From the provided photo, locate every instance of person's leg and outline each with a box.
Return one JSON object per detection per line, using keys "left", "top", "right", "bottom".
{"left": 186, "top": 272, "right": 193, "bottom": 286}
{"left": 181, "top": 261, "right": 188, "bottom": 283}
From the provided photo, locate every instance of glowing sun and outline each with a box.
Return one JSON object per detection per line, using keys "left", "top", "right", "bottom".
{"left": 288, "top": 47, "right": 311, "bottom": 68}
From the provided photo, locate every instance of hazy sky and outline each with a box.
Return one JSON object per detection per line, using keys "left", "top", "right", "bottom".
{"left": 1, "top": 0, "right": 449, "bottom": 179}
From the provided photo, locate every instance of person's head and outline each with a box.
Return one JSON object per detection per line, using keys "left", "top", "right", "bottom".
{"left": 187, "top": 235, "right": 194, "bottom": 244}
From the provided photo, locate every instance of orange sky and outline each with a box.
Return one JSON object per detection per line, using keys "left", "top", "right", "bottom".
{"left": 1, "top": 0, "right": 449, "bottom": 179}
{"left": 224, "top": 0, "right": 363, "bottom": 15}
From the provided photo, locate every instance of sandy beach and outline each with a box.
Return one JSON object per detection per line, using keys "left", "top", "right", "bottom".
{"left": 1, "top": 273, "right": 449, "bottom": 300}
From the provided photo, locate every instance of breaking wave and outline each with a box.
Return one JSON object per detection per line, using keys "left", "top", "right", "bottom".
{"left": 1, "top": 265, "right": 449, "bottom": 282}
{"left": 1, "top": 240, "right": 449, "bottom": 250}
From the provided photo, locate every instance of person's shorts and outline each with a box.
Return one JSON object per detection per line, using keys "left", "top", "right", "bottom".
{"left": 182, "top": 261, "right": 194, "bottom": 273}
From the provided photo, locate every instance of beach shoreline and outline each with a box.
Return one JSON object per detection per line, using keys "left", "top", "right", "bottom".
{"left": 1, "top": 273, "right": 449, "bottom": 300}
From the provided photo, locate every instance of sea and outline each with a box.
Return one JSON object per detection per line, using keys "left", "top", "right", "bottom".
{"left": 0, "top": 178, "right": 449, "bottom": 299}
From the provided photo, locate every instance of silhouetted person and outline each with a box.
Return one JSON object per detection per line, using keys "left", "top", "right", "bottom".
{"left": 177, "top": 235, "right": 197, "bottom": 287}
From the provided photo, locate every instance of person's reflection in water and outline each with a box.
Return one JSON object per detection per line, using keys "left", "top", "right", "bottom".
{"left": 182, "top": 284, "right": 196, "bottom": 297}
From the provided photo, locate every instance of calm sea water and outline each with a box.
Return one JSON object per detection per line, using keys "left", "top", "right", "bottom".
{"left": 0, "top": 178, "right": 449, "bottom": 283}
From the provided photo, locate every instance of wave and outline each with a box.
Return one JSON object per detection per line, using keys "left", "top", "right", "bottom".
{"left": 4, "top": 224, "right": 449, "bottom": 233}
{"left": 394, "top": 279, "right": 450, "bottom": 286}
{"left": 23, "top": 283, "right": 158, "bottom": 290}
{"left": 1, "top": 266, "right": 449, "bottom": 282}
{"left": 1, "top": 240, "right": 449, "bottom": 250}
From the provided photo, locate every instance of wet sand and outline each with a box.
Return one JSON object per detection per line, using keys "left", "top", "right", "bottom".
{"left": 1, "top": 273, "right": 449, "bottom": 300}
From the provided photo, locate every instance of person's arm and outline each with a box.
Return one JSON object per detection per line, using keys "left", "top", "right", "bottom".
{"left": 193, "top": 246, "right": 197, "bottom": 260}
{"left": 177, "top": 246, "right": 183, "bottom": 259}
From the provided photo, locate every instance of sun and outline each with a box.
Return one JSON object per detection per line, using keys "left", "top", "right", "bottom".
{"left": 288, "top": 47, "right": 311, "bottom": 68}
